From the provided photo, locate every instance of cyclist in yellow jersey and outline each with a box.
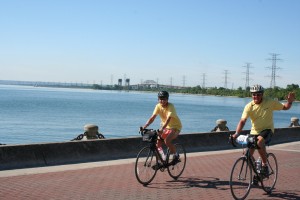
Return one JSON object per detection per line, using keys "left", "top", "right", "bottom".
{"left": 143, "top": 91, "right": 182, "bottom": 163}
{"left": 233, "top": 84, "right": 295, "bottom": 175}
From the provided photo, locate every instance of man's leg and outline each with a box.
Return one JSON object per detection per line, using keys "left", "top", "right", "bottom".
{"left": 257, "top": 129, "right": 272, "bottom": 166}
{"left": 156, "top": 138, "right": 163, "bottom": 149}
{"left": 257, "top": 135, "right": 270, "bottom": 176}
{"left": 257, "top": 136, "right": 267, "bottom": 165}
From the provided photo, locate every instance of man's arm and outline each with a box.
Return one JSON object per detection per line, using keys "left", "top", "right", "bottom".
{"left": 283, "top": 92, "right": 295, "bottom": 110}
{"left": 233, "top": 118, "right": 247, "bottom": 139}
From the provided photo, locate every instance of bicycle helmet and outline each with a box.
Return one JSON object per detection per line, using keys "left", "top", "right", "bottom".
{"left": 158, "top": 91, "right": 169, "bottom": 99}
{"left": 250, "top": 84, "right": 264, "bottom": 93}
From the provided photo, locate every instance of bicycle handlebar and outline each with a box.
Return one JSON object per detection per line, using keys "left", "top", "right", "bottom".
{"left": 228, "top": 134, "right": 237, "bottom": 148}
{"left": 139, "top": 127, "right": 161, "bottom": 139}
{"left": 139, "top": 127, "right": 157, "bottom": 136}
{"left": 228, "top": 134, "right": 259, "bottom": 149}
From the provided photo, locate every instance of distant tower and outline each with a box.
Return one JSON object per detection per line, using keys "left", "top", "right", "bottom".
{"left": 224, "top": 70, "right": 229, "bottom": 89}
{"left": 118, "top": 79, "right": 122, "bottom": 86}
{"left": 125, "top": 78, "right": 130, "bottom": 87}
{"left": 202, "top": 73, "right": 206, "bottom": 88}
{"left": 243, "top": 63, "right": 252, "bottom": 90}
{"left": 267, "top": 53, "right": 281, "bottom": 88}
{"left": 182, "top": 75, "right": 186, "bottom": 87}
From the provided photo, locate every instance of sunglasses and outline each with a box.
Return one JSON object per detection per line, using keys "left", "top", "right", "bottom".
{"left": 252, "top": 93, "right": 263, "bottom": 97}
{"left": 159, "top": 98, "right": 168, "bottom": 101}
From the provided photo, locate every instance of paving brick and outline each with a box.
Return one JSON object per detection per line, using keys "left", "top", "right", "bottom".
{"left": 0, "top": 142, "right": 299, "bottom": 200}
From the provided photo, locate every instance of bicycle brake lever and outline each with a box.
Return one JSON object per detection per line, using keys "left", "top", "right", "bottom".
{"left": 139, "top": 127, "right": 144, "bottom": 135}
{"left": 229, "top": 134, "right": 237, "bottom": 148}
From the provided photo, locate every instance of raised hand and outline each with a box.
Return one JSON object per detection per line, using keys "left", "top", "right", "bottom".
{"left": 287, "top": 92, "right": 295, "bottom": 103}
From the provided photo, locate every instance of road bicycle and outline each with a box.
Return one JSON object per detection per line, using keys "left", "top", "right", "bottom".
{"left": 228, "top": 134, "right": 278, "bottom": 200}
{"left": 134, "top": 128, "right": 186, "bottom": 186}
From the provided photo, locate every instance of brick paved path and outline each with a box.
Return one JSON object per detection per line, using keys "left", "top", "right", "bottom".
{"left": 0, "top": 142, "right": 299, "bottom": 200}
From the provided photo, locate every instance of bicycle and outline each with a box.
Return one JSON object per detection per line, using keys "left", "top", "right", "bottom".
{"left": 228, "top": 134, "right": 278, "bottom": 200}
{"left": 134, "top": 127, "right": 186, "bottom": 186}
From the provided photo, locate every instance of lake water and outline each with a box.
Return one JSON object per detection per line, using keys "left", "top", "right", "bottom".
{"left": 0, "top": 85, "right": 299, "bottom": 145}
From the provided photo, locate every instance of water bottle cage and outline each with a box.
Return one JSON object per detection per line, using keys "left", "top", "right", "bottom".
{"left": 255, "top": 159, "right": 262, "bottom": 172}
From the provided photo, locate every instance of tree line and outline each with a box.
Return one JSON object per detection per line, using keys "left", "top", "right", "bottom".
{"left": 92, "top": 83, "right": 299, "bottom": 101}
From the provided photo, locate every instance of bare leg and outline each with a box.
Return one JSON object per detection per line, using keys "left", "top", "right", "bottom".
{"left": 165, "top": 130, "right": 179, "bottom": 154}
{"left": 157, "top": 138, "right": 163, "bottom": 149}
{"left": 257, "top": 136, "right": 267, "bottom": 165}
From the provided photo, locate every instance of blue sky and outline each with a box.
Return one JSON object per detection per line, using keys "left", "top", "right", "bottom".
{"left": 1, "top": 0, "right": 299, "bottom": 88}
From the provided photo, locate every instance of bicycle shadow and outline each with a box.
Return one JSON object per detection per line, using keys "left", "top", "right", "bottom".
{"left": 262, "top": 190, "right": 300, "bottom": 200}
{"left": 146, "top": 176, "right": 230, "bottom": 190}
{"left": 146, "top": 176, "right": 300, "bottom": 200}
{"left": 176, "top": 176, "right": 229, "bottom": 190}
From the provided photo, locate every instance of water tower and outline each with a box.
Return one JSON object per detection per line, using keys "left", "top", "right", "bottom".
{"left": 118, "top": 79, "right": 122, "bottom": 86}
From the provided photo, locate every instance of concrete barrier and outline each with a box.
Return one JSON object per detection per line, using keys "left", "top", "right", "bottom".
{"left": 0, "top": 127, "right": 299, "bottom": 170}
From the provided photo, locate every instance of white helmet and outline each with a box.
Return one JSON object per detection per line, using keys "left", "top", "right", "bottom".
{"left": 250, "top": 84, "right": 264, "bottom": 93}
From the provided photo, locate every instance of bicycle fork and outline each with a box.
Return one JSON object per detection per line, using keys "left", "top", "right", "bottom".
{"left": 237, "top": 157, "right": 249, "bottom": 181}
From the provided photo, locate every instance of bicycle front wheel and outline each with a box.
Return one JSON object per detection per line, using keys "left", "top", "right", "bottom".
{"left": 167, "top": 143, "right": 186, "bottom": 180}
{"left": 229, "top": 157, "right": 252, "bottom": 200}
{"left": 261, "top": 153, "right": 278, "bottom": 193}
{"left": 135, "top": 146, "right": 158, "bottom": 185}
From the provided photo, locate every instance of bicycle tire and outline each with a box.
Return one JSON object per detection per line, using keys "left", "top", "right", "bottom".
{"left": 261, "top": 153, "right": 278, "bottom": 193}
{"left": 167, "top": 143, "right": 186, "bottom": 180}
{"left": 229, "top": 157, "right": 252, "bottom": 200}
{"left": 135, "top": 146, "right": 158, "bottom": 185}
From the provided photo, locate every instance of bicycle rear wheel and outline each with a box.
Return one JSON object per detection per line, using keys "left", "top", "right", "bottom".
{"left": 135, "top": 146, "right": 158, "bottom": 185}
{"left": 261, "top": 153, "right": 278, "bottom": 193}
{"left": 230, "top": 157, "right": 252, "bottom": 200}
{"left": 167, "top": 143, "right": 186, "bottom": 180}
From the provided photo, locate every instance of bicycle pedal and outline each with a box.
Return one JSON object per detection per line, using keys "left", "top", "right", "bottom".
{"left": 252, "top": 175, "right": 259, "bottom": 186}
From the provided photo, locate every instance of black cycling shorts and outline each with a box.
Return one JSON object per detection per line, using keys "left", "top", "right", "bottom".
{"left": 258, "top": 129, "right": 273, "bottom": 144}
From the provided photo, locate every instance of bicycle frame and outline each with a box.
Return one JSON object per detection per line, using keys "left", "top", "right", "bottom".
{"left": 242, "top": 137, "right": 275, "bottom": 182}
{"left": 149, "top": 140, "right": 163, "bottom": 161}
{"left": 141, "top": 128, "right": 170, "bottom": 166}
{"left": 240, "top": 147, "right": 260, "bottom": 180}
{"left": 152, "top": 138, "right": 171, "bottom": 167}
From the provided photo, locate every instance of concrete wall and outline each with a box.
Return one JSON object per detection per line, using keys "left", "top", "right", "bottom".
{"left": 0, "top": 127, "right": 299, "bottom": 170}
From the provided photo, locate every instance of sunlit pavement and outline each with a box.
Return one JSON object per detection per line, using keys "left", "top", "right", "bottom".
{"left": 0, "top": 141, "right": 299, "bottom": 200}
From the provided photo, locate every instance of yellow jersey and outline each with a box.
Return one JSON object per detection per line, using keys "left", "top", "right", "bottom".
{"left": 242, "top": 97, "right": 284, "bottom": 135}
{"left": 153, "top": 103, "right": 182, "bottom": 131}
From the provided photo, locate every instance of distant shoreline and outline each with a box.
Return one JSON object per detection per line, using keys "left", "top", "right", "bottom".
{"left": 1, "top": 82, "right": 299, "bottom": 102}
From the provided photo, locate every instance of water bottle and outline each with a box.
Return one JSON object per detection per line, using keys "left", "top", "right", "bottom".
{"left": 256, "top": 157, "right": 262, "bottom": 172}
{"left": 158, "top": 147, "right": 166, "bottom": 161}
